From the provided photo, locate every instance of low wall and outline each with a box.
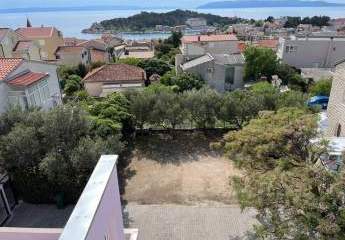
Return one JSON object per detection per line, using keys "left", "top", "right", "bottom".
{"left": 0, "top": 227, "right": 62, "bottom": 240}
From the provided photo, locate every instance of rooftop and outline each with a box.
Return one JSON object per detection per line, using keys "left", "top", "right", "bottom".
{"left": 8, "top": 71, "right": 48, "bottom": 87}
{"left": 15, "top": 27, "right": 55, "bottom": 39}
{"left": 83, "top": 64, "right": 146, "bottom": 83}
{"left": 0, "top": 58, "right": 23, "bottom": 81}
{"left": 181, "top": 34, "right": 238, "bottom": 44}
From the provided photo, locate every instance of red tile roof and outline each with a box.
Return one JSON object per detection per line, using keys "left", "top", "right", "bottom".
{"left": 256, "top": 39, "right": 279, "bottom": 50}
{"left": 83, "top": 64, "right": 146, "bottom": 83}
{"left": 238, "top": 42, "right": 246, "bottom": 53}
{"left": 182, "top": 34, "right": 238, "bottom": 44}
{"left": 15, "top": 27, "right": 55, "bottom": 39}
{"left": 8, "top": 71, "right": 48, "bottom": 87}
{"left": 0, "top": 58, "right": 23, "bottom": 80}
{"left": 77, "top": 39, "right": 106, "bottom": 51}
{"left": 13, "top": 40, "right": 34, "bottom": 52}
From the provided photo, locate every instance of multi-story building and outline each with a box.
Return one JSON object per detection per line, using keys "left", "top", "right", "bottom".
{"left": 180, "top": 34, "right": 239, "bottom": 58}
{"left": 278, "top": 35, "right": 345, "bottom": 69}
{"left": 0, "top": 58, "right": 62, "bottom": 114}
{"left": 16, "top": 26, "right": 64, "bottom": 61}
{"left": 177, "top": 34, "right": 245, "bottom": 93}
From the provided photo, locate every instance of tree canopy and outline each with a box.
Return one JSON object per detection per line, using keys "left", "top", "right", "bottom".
{"left": 223, "top": 108, "right": 345, "bottom": 239}
{"left": 244, "top": 46, "right": 279, "bottom": 81}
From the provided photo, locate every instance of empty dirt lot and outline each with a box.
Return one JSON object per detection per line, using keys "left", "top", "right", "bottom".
{"left": 122, "top": 131, "right": 242, "bottom": 205}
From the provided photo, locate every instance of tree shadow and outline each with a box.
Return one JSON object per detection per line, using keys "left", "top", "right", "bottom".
{"left": 134, "top": 130, "right": 225, "bottom": 165}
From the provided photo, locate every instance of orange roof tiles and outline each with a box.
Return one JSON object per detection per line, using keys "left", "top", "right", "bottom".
{"left": 83, "top": 64, "right": 146, "bottom": 83}
{"left": 181, "top": 34, "right": 238, "bottom": 44}
{"left": 257, "top": 39, "right": 279, "bottom": 49}
{"left": 15, "top": 27, "right": 54, "bottom": 39}
{"left": 0, "top": 58, "right": 23, "bottom": 80}
{"left": 8, "top": 71, "right": 48, "bottom": 87}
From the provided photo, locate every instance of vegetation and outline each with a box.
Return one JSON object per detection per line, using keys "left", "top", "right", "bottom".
{"left": 244, "top": 46, "right": 279, "bottom": 81}
{"left": 97, "top": 9, "right": 241, "bottom": 32}
{"left": 160, "top": 71, "right": 205, "bottom": 92}
{"left": 284, "top": 15, "right": 330, "bottom": 28}
{"left": 0, "top": 106, "right": 123, "bottom": 204}
{"left": 309, "top": 78, "right": 333, "bottom": 96}
{"left": 223, "top": 107, "right": 345, "bottom": 239}
{"left": 155, "top": 31, "right": 182, "bottom": 64}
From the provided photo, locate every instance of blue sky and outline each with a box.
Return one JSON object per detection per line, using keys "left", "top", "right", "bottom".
{"left": 1, "top": 0, "right": 345, "bottom": 9}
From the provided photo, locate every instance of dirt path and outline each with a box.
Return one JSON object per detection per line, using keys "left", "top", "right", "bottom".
{"left": 122, "top": 132, "right": 242, "bottom": 205}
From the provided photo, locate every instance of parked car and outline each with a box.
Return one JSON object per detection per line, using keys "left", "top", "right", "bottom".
{"left": 307, "top": 96, "right": 329, "bottom": 109}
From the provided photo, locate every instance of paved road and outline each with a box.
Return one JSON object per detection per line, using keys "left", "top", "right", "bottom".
{"left": 124, "top": 204, "right": 257, "bottom": 240}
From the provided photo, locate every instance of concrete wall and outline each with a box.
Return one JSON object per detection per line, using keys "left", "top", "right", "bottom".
{"left": 84, "top": 82, "right": 103, "bottom": 97}
{"left": 0, "top": 228, "right": 62, "bottom": 240}
{"left": 280, "top": 38, "right": 345, "bottom": 68}
{"left": 84, "top": 157, "right": 124, "bottom": 240}
{"left": 59, "top": 155, "right": 125, "bottom": 240}
{"left": 56, "top": 49, "right": 90, "bottom": 66}
{"left": 0, "top": 82, "right": 9, "bottom": 114}
{"left": 327, "top": 62, "right": 345, "bottom": 137}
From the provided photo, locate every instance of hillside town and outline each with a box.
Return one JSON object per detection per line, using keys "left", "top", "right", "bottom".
{"left": 1, "top": 11, "right": 345, "bottom": 240}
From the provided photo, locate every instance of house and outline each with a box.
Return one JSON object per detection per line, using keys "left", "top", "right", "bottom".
{"left": 0, "top": 155, "right": 137, "bottom": 240}
{"left": 0, "top": 28, "right": 21, "bottom": 58}
{"left": 178, "top": 53, "right": 245, "bottom": 92}
{"left": 83, "top": 64, "right": 146, "bottom": 97}
{"left": 55, "top": 46, "right": 91, "bottom": 66}
{"left": 278, "top": 35, "right": 345, "bottom": 69}
{"left": 0, "top": 58, "right": 62, "bottom": 113}
{"left": 180, "top": 34, "right": 239, "bottom": 58}
{"left": 15, "top": 26, "right": 64, "bottom": 60}
{"left": 77, "top": 40, "right": 109, "bottom": 63}
{"left": 12, "top": 40, "right": 41, "bottom": 60}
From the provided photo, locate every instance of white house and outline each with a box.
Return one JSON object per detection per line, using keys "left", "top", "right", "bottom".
{"left": 278, "top": 35, "right": 345, "bottom": 69}
{"left": 0, "top": 58, "right": 62, "bottom": 114}
{"left": 180, "top": 34, "right": 240, "bottom": 58}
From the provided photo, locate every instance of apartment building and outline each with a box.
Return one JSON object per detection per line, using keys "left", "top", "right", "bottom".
{"left": 278, "top": 35, "right": 345, "bottom": 69}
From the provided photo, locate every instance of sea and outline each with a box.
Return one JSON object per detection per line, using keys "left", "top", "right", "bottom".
{"left": 2, "top": 7, "right": 345, "bottom": 40}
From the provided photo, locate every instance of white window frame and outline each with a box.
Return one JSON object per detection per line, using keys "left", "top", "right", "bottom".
{"left": 27, "top": 79, "right": 50, "bottom": 107}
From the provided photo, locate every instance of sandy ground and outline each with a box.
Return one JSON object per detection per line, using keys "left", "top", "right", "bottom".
{"left": 122, "top": 132, "right": 242, "bottom": 205}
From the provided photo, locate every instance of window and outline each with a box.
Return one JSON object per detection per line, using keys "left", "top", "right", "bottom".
{"left": 225, "top": 66, "right": 235, "bottom": 85}
{"left": 27, "top": 79, "right": 50, "bottom": 107}
{"left": 285, "top": 45, "right": 297, "bottom": 53}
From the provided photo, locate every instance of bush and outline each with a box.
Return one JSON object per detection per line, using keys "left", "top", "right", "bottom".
{"left": 0, "top": 106, "right": 123, "bottom": 203}
{"left": 309, "top": 78, "right": 332, "bottom": 96}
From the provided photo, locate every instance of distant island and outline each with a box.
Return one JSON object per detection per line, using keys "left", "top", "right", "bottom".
{"left": 82, "top": 9, "right": 240, "bottom": 33}
{"left": 198, "top": 0, "right": 345, "bottom": 9}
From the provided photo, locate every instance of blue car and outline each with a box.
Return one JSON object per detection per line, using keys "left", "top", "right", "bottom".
{"left": 307, "top": 96, "right": 329, "bottom": 109}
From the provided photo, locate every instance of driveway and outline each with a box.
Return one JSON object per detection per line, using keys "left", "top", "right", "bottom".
{"left": 125, "top": 203, "right": 257, "bottom": 240}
